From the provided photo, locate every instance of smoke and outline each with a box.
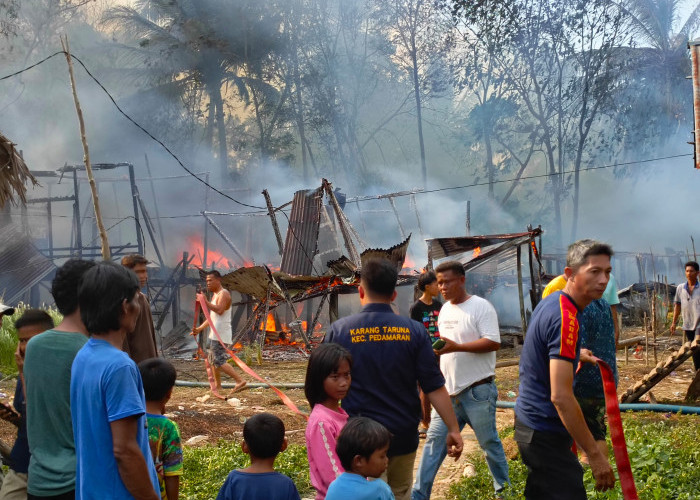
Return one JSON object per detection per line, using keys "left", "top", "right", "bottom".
{"left": 0, "top": 0, "right": 698, "bottom": 302}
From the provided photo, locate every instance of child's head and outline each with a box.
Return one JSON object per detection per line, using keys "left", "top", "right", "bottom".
{"left": 304, "top": 343, "right": 352, "bottom": 408}
{"left": 15, "top": 309, "right": 54, "bottom": 360}
{"left": 336, "top": 417, "right": 391, "bottom": 478}
{"left": 417, "top": 271, "right": 437, "bottom": 293}
{"left": 138, "top": 358, "right": 177, "bottom": 403}
{"left": 242, "top": 412, "right": 287, "bottom": 460}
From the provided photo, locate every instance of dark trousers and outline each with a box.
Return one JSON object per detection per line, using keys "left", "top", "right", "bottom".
{"left": 514, "top": 418, "right": 586, "bottom": 500}
{"left": 684, "top": 330, "right": 700, "bottom": 370}
{"left": 28, "top": 491, "right": 75, "bottom": 500}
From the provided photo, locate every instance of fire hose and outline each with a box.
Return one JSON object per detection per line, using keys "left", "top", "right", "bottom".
{"left": 191, "top": 295, "right": 308, "bottom": 419}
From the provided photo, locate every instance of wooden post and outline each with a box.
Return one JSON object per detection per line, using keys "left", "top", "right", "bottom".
{"left": 652, "top": 293, "right": 658, "bottom": 364}
{"left": 466, "top": 201, "right": 471, "bottom": 235}
{"left": 62, "top": 35, "right": 110, "bottom": 260}
{"left": 517, "top": 245, "right": 527, "bottom": 335}
{"left": 388, "top": 196, "right": 407, "bottom": 240}
{"left": 644, "top": 312, "right": 649, "bottom": 367}
{"left": 329, "top": 292, "right": 339, "bottom": 324}
{"left": 144, "top": 154, "right": 167, "bottom": 263}
{"left": 127, "top": 163, "right": 144, "bottom": 256}
{"left": 527, "top": 234, "right": 537, "bottom": 308}
{"left": 72, "top": 169, "right": 82, "bottom": 257}
{"left": 203, "top": 173, "right": 210, "bottom": 268}
{"left": 411, "top": 194, "right": 424, "bottom": 241}
{"left": 262, "top": 189, "right": 285, "bottom": 257}
{"left": 47, "top": 184, "right": 53, "bottom": 259}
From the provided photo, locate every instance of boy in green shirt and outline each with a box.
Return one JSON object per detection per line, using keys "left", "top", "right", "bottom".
{"left": 139, "top": 358, "right": 183, "bottom": 500}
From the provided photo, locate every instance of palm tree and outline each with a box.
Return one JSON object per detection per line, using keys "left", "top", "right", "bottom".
{"left": 616, "top": 0, "right": 700, "bottom": 145}
{"left": 103, "top": 0, "right": 282, "bottom": 179}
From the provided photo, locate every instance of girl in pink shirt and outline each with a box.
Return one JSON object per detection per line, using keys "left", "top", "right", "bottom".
{"left": 304, "top": 343, "right": 352, "bottom": 499}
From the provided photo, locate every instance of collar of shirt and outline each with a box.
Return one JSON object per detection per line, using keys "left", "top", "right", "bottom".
{"left": 361, "top": 303, "right": 394, "bottom": 313}
{"left": 684, "top": 280, "right": 700, "bottom": 293}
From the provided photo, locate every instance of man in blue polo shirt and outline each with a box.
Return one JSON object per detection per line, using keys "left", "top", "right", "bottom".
{"left": 515, "top": 239, "right": 616, "bottom": 499}
{"left": 325, "top": 258, "right": 463, "bottom": 500}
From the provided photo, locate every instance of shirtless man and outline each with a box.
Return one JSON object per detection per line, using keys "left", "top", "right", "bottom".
{"left": 193, "top": 271, "right": 247, "bottom": 397}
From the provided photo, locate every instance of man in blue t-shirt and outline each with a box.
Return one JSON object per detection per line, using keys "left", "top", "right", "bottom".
{"left": 325, "top": 258, "right": 463, "bottom": 500}
{"left": 515, "top": 239, "right": 616, "bottom": 499}
{"left": 71, "top": 262, "right": 160, "bottom": 500}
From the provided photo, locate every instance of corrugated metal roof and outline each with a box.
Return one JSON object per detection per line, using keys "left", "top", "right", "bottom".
{"left": 427, "top": 229, "right": 542, "bottom": 270}
{"left": 280, "top": 188, "right": 323, "bottom": 276}
{"left": 0, "top": 223, "right": 56, "bottom": 304}
{"left": 361, "top": 235, "right": 412, "bottom": 272}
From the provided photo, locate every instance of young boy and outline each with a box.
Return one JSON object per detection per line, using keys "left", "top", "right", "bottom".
{"left": 216, "top": 413, "right": 300, "bottom": 500}
{"left": 139, "top": 358, "right": 183, "bottom": 500}
{"left": 0, "top": 309, "right": 53, "bottom": 500}
{"left": 326, "top": 417, "right": 394, "bottom": 500}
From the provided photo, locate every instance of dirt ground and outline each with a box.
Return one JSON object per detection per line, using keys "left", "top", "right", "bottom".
{"left": 0, "top": 329, "right": 696, "bottom": 499}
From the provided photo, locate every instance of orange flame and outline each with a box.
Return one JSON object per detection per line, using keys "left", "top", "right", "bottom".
{"left": 260, "top": 313, "right": 276, "bottom": 332}
{"left": 472, "top": 246, "right": 481, "bottom": 258}
{"left": 186, "top": 235, "right": 233, "bottom": 269}
{"left": 402, "top": 255, "right": 415, "bottom": 269}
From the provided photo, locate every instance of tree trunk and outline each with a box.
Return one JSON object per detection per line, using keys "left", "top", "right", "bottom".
{"left": 210, "top": 83, "right": 228, "bottom": 180}
{"left": 411, "top": 46, "right": 427, "bottom": 189}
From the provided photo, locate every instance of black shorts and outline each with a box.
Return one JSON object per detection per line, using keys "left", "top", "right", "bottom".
{"left": 576, "top": 397, "right": 607, "bottom": 441}
{"left": 208, "top": 341, "right": 230, "bottom": 367}
{"left": 514, "top": 418, "right": 586, "bottom": 500}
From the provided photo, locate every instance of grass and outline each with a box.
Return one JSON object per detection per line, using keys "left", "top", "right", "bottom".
{"left": 0, "top": 303, "right": 62, "bottom": 377}
{"left": 180, "top": 441, "right": 312, "bottom": 499}
{"left": 448, "top": 414, "right": 700, "bottom": 500}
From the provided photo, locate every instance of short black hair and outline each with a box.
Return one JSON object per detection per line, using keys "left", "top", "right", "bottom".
{"left": 78, "top": 262, "right": 140, "bottom": 335}
{"left": 51, "top": 259, "right": 96, "bottom": 316}
{"left": 139, "top": 358, "right": 177, "bottom": 402}
{"left": 14, "top": 309, "right": 54, "bottom": 332}
{"left": 304, "top": 343, "right": 352, "bottom": 408}
{"left": 417, "top": 271, "right": 437, "bottom": 291}
{"left": 435, "top": 260, "right": 465, "bottom": 277}
{"left": 206, "top": 270, "right": 222, "bottom": 279}
{"left": 336, "top": 417, "right": 391, "bottom": 471}
{"left": 685, "top": 261, "right": 699, "bottom": 272}
{"left": 360, "top": 258, "right": 397, "bottom": 298}
{"left": 243, "top": 413, "right": 286, "bottom": 459}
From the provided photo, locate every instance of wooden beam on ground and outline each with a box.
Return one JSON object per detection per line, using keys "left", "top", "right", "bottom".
{"left": 620, "top": 339, "right": 700, "bottom": 403}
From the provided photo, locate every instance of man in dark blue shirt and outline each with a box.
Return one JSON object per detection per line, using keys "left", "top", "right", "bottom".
{"left": 515, "top": 240, "right": 616, "bottom": 499}
{"left": 325, "top": 258, "right": 462, "bottom": 500}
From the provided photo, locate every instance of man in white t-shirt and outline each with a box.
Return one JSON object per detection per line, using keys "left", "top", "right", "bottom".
{"left": 411, "top": 261, "right": 509, "bottom": 499}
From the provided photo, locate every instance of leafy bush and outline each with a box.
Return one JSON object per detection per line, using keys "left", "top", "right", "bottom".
{"left": 0, "top": 303, "right": 62, "bottom": 377}
{"left": 181, "top": 441, "right": 312, "bottom": 499}
{"left": 448, "top": 414, "right": 700, "bottom": 500}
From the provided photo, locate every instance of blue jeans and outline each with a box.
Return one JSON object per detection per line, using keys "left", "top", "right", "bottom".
{"left": 411, "top": 381, "right": 509, "bottom": 499}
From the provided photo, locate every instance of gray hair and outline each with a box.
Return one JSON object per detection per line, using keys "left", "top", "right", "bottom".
{"left": 566, "top": 239, "right": 613, "bottom": 270}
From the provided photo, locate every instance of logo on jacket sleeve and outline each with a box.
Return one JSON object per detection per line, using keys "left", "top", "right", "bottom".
{"left": 558, "top": 296, "right": 579, "bottom": 359}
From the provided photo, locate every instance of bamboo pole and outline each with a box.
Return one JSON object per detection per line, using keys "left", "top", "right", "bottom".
{"left": 61, "top": 36, "right": 110, "bottom": 260}
{"left": 652, "top": 293, "right": 658, "bottom": 364}
{"left": 644, "top": 312, "right": 649, "bottom": 367}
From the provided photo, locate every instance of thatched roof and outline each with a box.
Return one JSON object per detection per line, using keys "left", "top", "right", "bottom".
{"left": 0, "top": 131, "right": 37, "bottom": 208}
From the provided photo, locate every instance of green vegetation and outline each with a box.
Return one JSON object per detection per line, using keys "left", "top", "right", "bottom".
{"left": 448, "top": 414, "right": 700, "bottom": 499}
{"left": 0, "top": 304, "right": 61, "bottom": 377}
{"left": 181, "top": 441, "right": 312, "bottom": 499}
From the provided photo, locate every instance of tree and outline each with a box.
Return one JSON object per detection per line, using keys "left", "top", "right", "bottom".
{"left": 103, "top": 0, "right": 283, "bottom": 180}
{"left": 446, "top": 0, "right": 630, "bottom": 244}
{"left": 387, "top": 0, "right": 452, "bottom": 189}
{"left": 613, "top": 0, "right": 700, "bottom": 151}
